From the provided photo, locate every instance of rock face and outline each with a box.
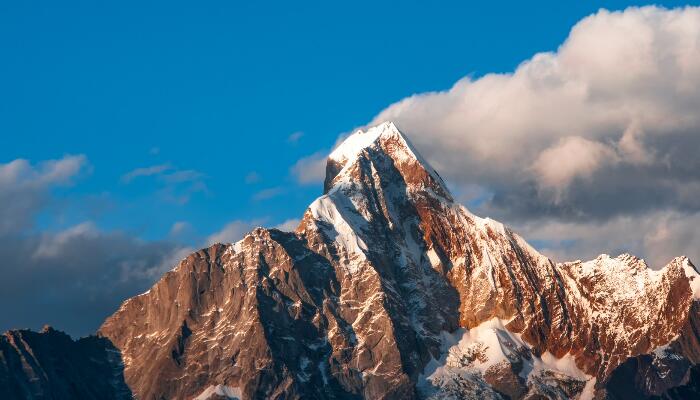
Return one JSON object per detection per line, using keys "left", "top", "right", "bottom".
{"left": 0, "top": 326, "right": 131, "bottom": 400}
{"left": 6, "top": 122, "right": 700, "bottom": 399}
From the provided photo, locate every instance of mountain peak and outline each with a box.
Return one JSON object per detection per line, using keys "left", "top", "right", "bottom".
{"left": 323, "top": 121, "right": 448, "bottom": 196}
{"left": 85, "top": 119, "right": 700, "bottom": 400}
{"left": 328, "top": 121, "right": 402, "bottom": 165}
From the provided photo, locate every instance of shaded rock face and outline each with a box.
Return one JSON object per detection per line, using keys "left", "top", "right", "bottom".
{"left": 603, "top": 301, "right": 700, "bottom": 399}
{"left": 0, "top": 326, "right": 131, "bottom": 400}
{"left": 11, "top": 122, "right": 699, "bottom": 399}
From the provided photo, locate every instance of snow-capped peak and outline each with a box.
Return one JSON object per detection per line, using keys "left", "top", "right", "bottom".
{"left": 328, "top": 121, "right": 399, "bottom": 164}
{"left": 93, "top": 120, "right": 700, "bottom": 400}
{"left": 324, "top": 121, "right": 448, "bottom": 196}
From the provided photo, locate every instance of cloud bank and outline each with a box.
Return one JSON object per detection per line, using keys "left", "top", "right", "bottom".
{"left": 0, "top": 156, "right": 192, "bottom": 337}
{"left": 368, "top": 6, "right": 700, "bottom": 266}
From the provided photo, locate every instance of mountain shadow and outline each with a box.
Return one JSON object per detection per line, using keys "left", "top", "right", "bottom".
{"left": 0, "top": 326, "right": 131, "bottom": 400}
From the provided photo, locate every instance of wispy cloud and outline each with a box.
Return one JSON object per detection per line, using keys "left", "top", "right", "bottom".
{"left": 162, "top": 169, "right": 203, "bottom": 183}
{"left": 252, "top": 187, "right": 284, "bottom": 201}
{"left": 287, "top": 131, "right": 304, "bottom": 144}
{"left": 0, "top": 178, "right": 190, "bottom": 336}
{"left": 121, "top": 164, "right": 171, "bottom": 183}
{"left": 0, "top": 155, "right": 88, "bottom": 235}
{"left": 121, "top": 163, "right": 208, "bottom": 204}
{"left": 168, "top": 221, "right": 190, "bottom": 236}
{"left": 244, "top": 171, "right": 261, "bottom": 184}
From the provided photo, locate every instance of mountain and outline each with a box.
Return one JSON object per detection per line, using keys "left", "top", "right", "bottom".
{"left": 0, "top": 326, "right": 131, "bottom": 399}
{"left": 3, "top": 122, "right": 700, "bottom": 399}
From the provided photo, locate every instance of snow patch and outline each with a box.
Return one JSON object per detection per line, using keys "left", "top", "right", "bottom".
{"left": 329, "top": 123, "right": 385, "bottom": 164}
{"left": 536, "top": 351, "right": 588, "bottom": 380}
{"left": 308, "top": 195, "right": 368, "bottom": 273}
{"left": 193, "top": 385, "right": 241, "bottom": 400}
{"left": 682, "top": 259, "right": 700, "bottom": 300}
{"left": 328, "top": 121, "right": 447, "bottom": 191}
{"left": 580, "top": 377, "right": 597, "bottom": 400}
{"left": 232, "top": 239, "right": 244, "bottom": 254}
{"left": 426, "top": 248, "right": 441, "bottom": 269}
{"left": 420, "top": 318, "right": 594, "bottom": 398}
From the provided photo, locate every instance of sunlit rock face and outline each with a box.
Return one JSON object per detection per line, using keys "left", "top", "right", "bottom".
{"left": 94, "top": 122, "right": 700, "bottom": 399}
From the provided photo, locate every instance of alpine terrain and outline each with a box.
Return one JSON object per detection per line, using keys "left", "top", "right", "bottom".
{"left": 2, "top": 122, "right": 700, "bottom": 399}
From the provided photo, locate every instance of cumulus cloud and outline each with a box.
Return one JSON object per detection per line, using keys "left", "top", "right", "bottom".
{"left": 33, "top": 221, "right": 100, "bottom": 259}
{"left": 291, "top": 151, "right": 327, "bottom": 184}
{"left": 0, "top": 222, "right": 192, "bottom": 337}
{"left": 0, "top": 155, "right": 87, "bottom": 235}
{"left": 515, "top": 210, "right": 700, "bottom": 268}
{"left": 371, "top": 6, "right": 700, "bottom": 218}
{"left": 365, "top": 6, "right": 700, "bottom": 265}
{"left": 0, "top": 156, "right": 195, "bottom": 337}
{"left": 531, "top": 136, "right": 619, "bottom": 200}
{"left": 0, "top": 155, "right": 291, "bottom": 337}
{"left": 4, "top": 213, "right": 275, "bottom": 336}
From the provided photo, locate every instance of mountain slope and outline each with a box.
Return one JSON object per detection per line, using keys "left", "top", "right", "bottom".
{"left": 97, "top": 122, "right": 700, "bottom": 399}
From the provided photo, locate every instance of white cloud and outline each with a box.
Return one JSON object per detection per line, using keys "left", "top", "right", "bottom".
{"left": 169, "top": 221, "right": 190, "bottom": 236}
{"left": 275, "top": 218, "right": 300, "bottom": 232}
{"left": 370, "top": 6, "right": 700, "bottom": 215}
{"left": 0, "top": 217, "right": 190, "bottom": 336}
{"left": 33, "top": 222, "right": 99, "bottom": 259}
{"left": 531, "top": 136, "right": 618, "bottom": 199}
{"left": 0, "top": 155, "right": 87, "bottom": 187}
{"left": 363, "top": 6, "right": 700, "bottom": 265}
{"left": 123, "top": 245, "right": 195, "bottom": 281}
{"left": 291, "top": 151, "right": 327, "bottom": 185}
{"left": 206, "top": 220, "right": 262, "bottom": 245}
{"left": 514, "top": 210, "right": 700, "bottom": 269}
{"left": 0, "top": 155, "right": 87, "bottom": 235}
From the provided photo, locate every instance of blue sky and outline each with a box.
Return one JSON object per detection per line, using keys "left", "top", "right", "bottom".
{"left": 2, "top": 1, "right": 699, "bottom": 336}
{"left": 3, "top": 0, "right": 687, "bottom": 241}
